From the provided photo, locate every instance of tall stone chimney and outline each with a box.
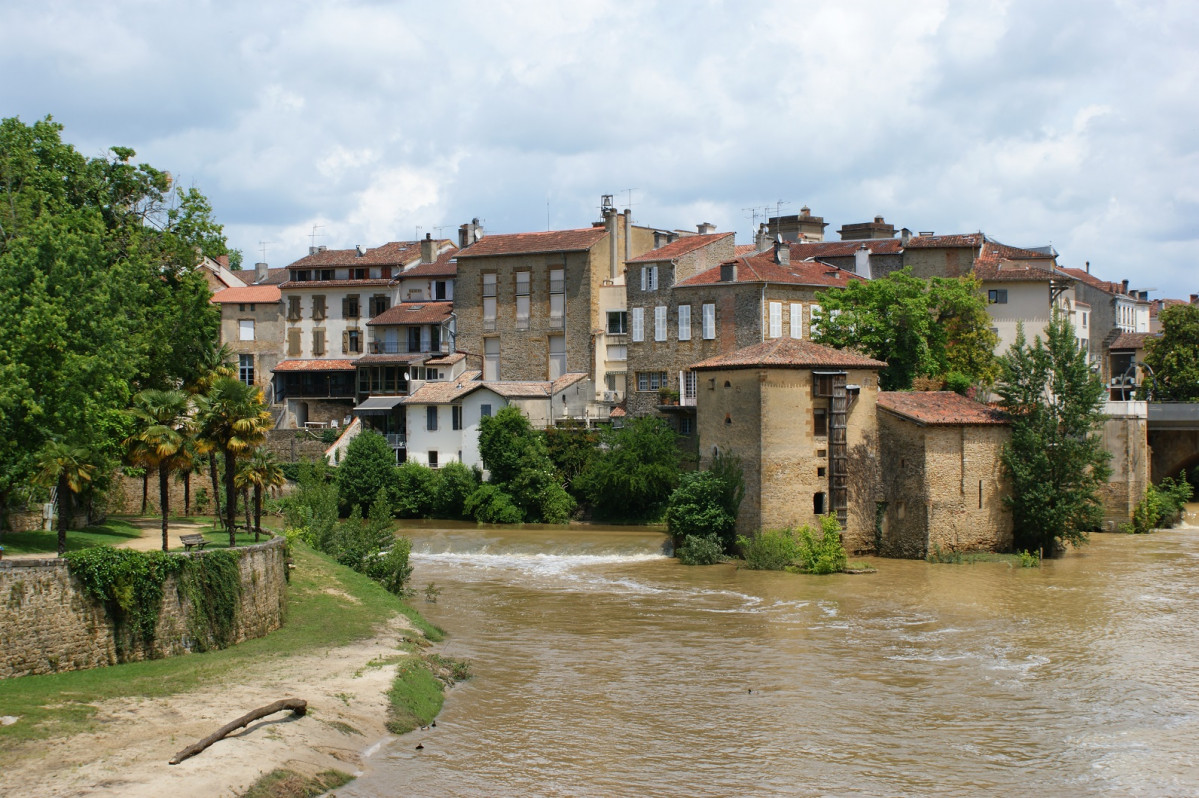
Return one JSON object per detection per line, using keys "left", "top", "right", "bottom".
{"left": 255, "top": 261, "right": 268, "bottom": 283}
{"left": 697, "top": 222, "right": 716, "bottom": 235}
{"left": 854, "top": 245, "right": 872, "bottom": 280}
{"left": 774, "top": 238, "right": 790, "bottom": 266}
{"left": 421, "top": 232, "right": 436, "bottom": 264}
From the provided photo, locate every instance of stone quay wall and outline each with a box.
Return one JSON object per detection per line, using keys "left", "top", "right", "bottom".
{"left": 0, "top": 537, "right": 287, "bottom": 679}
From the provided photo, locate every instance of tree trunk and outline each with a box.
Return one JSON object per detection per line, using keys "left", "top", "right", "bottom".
{"left": 56, "top": 474, "right": 70, "bottom": 557}
{"left": 253, "top": 485, "right": 263, "bottom": 541}
{"left": 183, "top": 471, "right": 191, "bottom": 516}
{"left": 224, "top": 448, "right": 238, "bottom": 547}
{"left": 209, "top": 453, "right": 222, "bottom": 530}
{"left": 140, "top": 470, "right": 149, "bottom": 515}
{"left": 159, "top": 463, "right": 170, "bottom": 552}
{"left": 242, "top": 486, "right": 252, "bottom": 535}
{"left": 168, "top": 699, "right": 307, "bottom": 765}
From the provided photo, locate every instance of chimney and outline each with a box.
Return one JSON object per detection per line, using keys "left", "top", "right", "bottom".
{"left": 900, "top": 228, "right": 912, "bottom": 246}
{"left": 216, "top": 254, "right": 229, "bottom": 269}
{"left": 1191, "top": 294, "right": 1198, "bottom": 305}
{"left": 421, "top": 232, "right": 436, "bottom": 264}
{"left": 854, "top": 245, "right": 872, "bottom": 280}
{"left": 1085, "top": 260, "right": 1091, "bottom": 274}
{"left": 1121, "top": 279, "right": 1129, "bottom": 294}
{"left": 720, "top": 261, "right": 738, "bottom": 282}
{"left": 603, "top": 200, "right": 618, "bottom": 281}
{"left": 458, "top": 218, "right": 483, "bottom": 248}
{"left": 255, "top": 261, "right": 268, "bottom": 282}
{"left": 800, "top": 206, "right": 811, "bottom": 219}
{"left": 755, "top": 223, "right": 771, "bottom": 252}
{"left": 355, "top": 245, "right": 366, "bottom": 257}
{"left": 774, "top": 238, "right": 790, "bottom": 266}
{"left": 697, "top": 222, "right": 716, "bottom": 235}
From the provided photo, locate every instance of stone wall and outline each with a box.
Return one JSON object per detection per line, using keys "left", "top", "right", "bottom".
{"left": 0, "top": 537, "right": 287, "bottom": 679}
{"left": 263, "top": 428, "right": 335, "bottom": 462}
{"left": 903, "top": 246, "right": 976, "bottom": 279}
{"left": 1099, "top": 412, "right": 1150, "bottom": 529}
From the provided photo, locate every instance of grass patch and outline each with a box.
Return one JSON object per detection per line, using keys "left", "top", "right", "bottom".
{"left": 239, "top": 768, "right": 353, "bottom": 798}
{"left": 385, "top": 659, "right": 446, "bottom": 734}
{"left": 926, "top": 545, "right": 1037, "bottom": 566}
{"left": 0, "top": 519, "right": 143, "bottom": 555}
{"left": 0, "top": 543, "right": 440, "bottom": 756}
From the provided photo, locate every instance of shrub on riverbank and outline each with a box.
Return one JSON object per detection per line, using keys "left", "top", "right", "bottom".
{"left": 1123, "top": 476, "right": 1193, "bottom": 534}
{"left": 737, "top": 515, "right": 847, "bottom": 574}
{"left": 666, "top": 454, "right": 743, "bottom": 554}
{"left": 676, "top": 534, "right": 726, "bottom": 566}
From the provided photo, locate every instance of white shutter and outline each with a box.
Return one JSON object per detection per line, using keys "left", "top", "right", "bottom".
{"left": 654, "top": 306, "right": 666, "bottom": 341}
{"left": 790, "top": 303, "right": 802, "bottom": 339}
{"left": 702, "top": 303, "right": 715, "bottom": 340}
{"left": 631, "top": 307, "right": 645, "bottom": 342}
{"left": 678, "top": 304, "right": 691, "bottom": 341}
{"left": 641, "top": 267, "right": 648, "bottom": 291}
{"left": 769, "top": 302, "right": 782, "bottom": 338}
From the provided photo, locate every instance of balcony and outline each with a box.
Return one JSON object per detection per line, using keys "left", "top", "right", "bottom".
{"left": 370, "top": 341, "right": 445, "bottom": 355}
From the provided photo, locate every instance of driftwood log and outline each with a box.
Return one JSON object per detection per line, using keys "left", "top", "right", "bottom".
{"left": 169, "top": 698, "right": 308, "bottom": 765}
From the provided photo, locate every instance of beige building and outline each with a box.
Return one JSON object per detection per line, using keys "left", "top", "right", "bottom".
{"left": 691, "top": 338, "right": 886, "bottom": 552}
{"left": 211, "top": 284, "right": 284, "bottom": 403}
{"left": 875, "top": 391, "right": 1012, "bottom": 558}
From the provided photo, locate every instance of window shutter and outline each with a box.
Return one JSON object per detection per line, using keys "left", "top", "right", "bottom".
{"left": 654, "top": 306, "right": 667, "bottom": 341}
{"left": 287, "top": 328, "right": 300, "bottom": 356}
{"left": 641, "top": 267, "right": 647, "bottom": 291}
{"left": 790, "top": 303, "right": 802, "bottom": 339}
{"left": 342, "top": 330, "right": 349, "bottom": 354}
{"left": 631, "top": 307, "right": 645, "bottom": 342}
{"left": 678, "top": 304, "right": 691, "bottom": 341}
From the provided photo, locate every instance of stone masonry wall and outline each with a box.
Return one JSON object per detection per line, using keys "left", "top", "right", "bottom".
{"left": 0, "top": 537, "right": 287, "bottom": 679}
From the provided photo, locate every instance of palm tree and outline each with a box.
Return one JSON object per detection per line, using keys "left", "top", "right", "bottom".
{"left": 188, "top": 345, "right": 237, "bottom": 528}
{"left": 194, "top": 377, "right": 272, "bottom": 546}
{"left": 236, "top": 449, "right": 286, "bottom": 541}
{"left": 34, "top": 442, "right": 97, "bottom": 556}
{"left": 173, "top": 437, "right": 201, "bottom": 516}
{"left": 127, "top": 389, "right": 192, "bottom": 551}
{"left": 124, "top": 436, "right": 153, "bottom": 515}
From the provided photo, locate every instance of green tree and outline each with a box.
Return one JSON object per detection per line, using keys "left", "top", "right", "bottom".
{"left": 814, "top": 269, "right": 998, "bottom": 390}
{"left": 431, "top": 461, "right": 480, "bottom": 519}
{"left": 666, "top": 453, "right": 744, "bottom": 554}
{"left": 576, "top": 417, "right": 681, "bottom": 521}
{"left": 337, "top": 430, "right": 397, "bottom": 513}
{"left": 997, "top": 313, "right": 1111, "bottom": 554}
{"left": 127, "top": 388, "right": 192, "bottom": 551}
{"left": 477, "top": 406, "right": 575, "bottom": 523}
{"left": 33, "top": 442, "right": 97, "bottom": 556}
{"left": 544, "top": 422, "right": 599, "bottom": 499}
{"left": 235, "top": 448, "right": 285, "bottom": 538}
{"left": 394, "top": 461, "right": 436, "bottom": 518}
{"left": 1142, "top": 303, "right": 1199, "bottom": 401}
{"left": 194, "top": 378, "right": 272, "bottom": 545}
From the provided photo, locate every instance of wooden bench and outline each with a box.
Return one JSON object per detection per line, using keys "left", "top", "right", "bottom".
{"left": 180, "top": 534, "right": 209, "bottom": 552}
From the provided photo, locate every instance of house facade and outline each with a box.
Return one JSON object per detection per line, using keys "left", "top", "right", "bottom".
{"left": 211, "top": 284, "right": 284, "bottom": 403}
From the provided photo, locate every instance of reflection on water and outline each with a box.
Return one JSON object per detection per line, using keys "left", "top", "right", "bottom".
{"left": 343, "top": 516, "right": 1199, "bottom": 797}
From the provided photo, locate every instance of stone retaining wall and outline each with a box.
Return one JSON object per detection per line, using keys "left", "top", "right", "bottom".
{"left": 0, "top": 537, "right": 288, "bottom": 679}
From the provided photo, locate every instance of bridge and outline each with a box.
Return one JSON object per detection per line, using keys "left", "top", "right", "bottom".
{"left": 1148, "top": 402, "right": 1199, "bottom": 483}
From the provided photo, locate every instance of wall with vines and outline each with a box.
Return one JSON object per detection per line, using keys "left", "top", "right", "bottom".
{"left": 0, "top": 537, "right": 287, "bottom": 679}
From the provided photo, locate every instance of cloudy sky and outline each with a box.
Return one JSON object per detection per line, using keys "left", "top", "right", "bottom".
{"left": 3, "top": 0, "right": 1196, "bottom": 298}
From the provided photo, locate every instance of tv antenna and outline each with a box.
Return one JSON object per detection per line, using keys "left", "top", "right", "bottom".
{"left": 622, "top": 188, "right": 637, "bottom": 218}
{"left": 257, "top": 240, "right": 272, "bottom": 262}
{"left": 308, "top": 225, "right": 325, "bottom": 249}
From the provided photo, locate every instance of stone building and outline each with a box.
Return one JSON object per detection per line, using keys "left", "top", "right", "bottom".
{"left": 211, "top": 284, "right": 284, "bottom": 403}
{"left": 626, "top": 243, "right": 863, "bottom": 449}
{"left": 691, "top": 338, "right": 886, "bottom": 552}
{"left": 875, "top": 391, "right": 1012, "bottom": 558}
{"left": 1059, "top": 267, "right": 1152, "bottom": 383}
{"left": 789, "top": 237, "right": 904, "bottom": 280}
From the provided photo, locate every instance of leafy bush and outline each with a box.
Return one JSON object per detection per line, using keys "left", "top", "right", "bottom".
{"left": 575, "top": 417, "right": 681, "bottom": 522}
{"left": 1125, "top": 476, "right": 1194, "bottom": 533}
{"left": 464, "top": 483, "right": 524, "bottom": 524}
{"left": 797, "top": 515, "right": 848, "bottom": 574}
{"left": 394, "top": 461, "right": 435, "bottom": 518}
{"left": 430, "top": 461, "right": 479, "bottom": 519}
{"left": 676, "top": 534, "right": 725, "bottom": 566}
{"left": 281, "top": 461, "right": 339, "bottom": 548}
{"left": 666, "top": 465, "right": 741, "bottom": 554}
{"left": 737, "top": 515, "right": 846, "bottom": 574}
{"left": 337, "top": 430, "right": 397, "bottom": 513}
{"left": 302, "top": 488, "right": 413, "bottom": 596}
{"left": 944, "top": 371, "right": 973, "bottom": 396}
{"left": 1016, "top": 549, "right": 1041, "bottom": 568}
{"left": 738, "top": 528, "right": 803, "bottom": 571}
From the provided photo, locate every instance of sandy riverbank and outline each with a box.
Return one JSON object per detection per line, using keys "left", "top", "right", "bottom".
{"left": 2, "top": 519, "right": 424, "bottom": 797}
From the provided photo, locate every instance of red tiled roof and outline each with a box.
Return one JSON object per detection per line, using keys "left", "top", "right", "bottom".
{"left": 255, "top": 267, "right": 291, "bottom": 286}
{"left": 396, "top": 249, "right": 458, "bottom": 279}
{"left": 973, "top": 260, "right": 1067, "bottom": 283}
{"left": 1150, "top": 298, "right": 1187, "bottom": 319}
{"left": 790, "top": 239, "right": 903, "bottom": 258}
{"left": 734, "top": 244, "right": 759, "bottom": 257}
{"left": 550, "top": 373, "right": 589, "bottom": 393}
{"left": 626, "top": 233, "right": 734, "bottom": 263}
{"left": 354, "top": 353, "right": 428, "bottom": 365}
{"left": 211, "top": 285, "right": 282, "bottom": 304}
{"left": 1109, "top": 332, "right": 1155, "bottom": 350}
{"left": 690, "top": 338, "right": 886, "bottom": 371}
{"left": 367, "top": 301, "right": 454, "bottom": 326}
{"left": 279, "top": 278, "right": 393, "bottom": 289}
{"left": 402, "top": 372, "right": 485, "bottom": 405}
{"left": 877, "top": 391, "right": 1009, "bottom": 426}
{"left": 1058, "top": 267, "right": 1126, "bottom": 295}
{"left": 425, "top": 352, "right": 466, "bottom": 366}
{"left": 273, "top": 359, "right": 357, "bottom": 372}
{"left": 675, "top": 250, "right": 864, "bottom": 289}
{"left": 609, "top": 405, "right": 627, "bottom": 418}
{"left": 905, "top": 233, "right": 985, "bottom": 249}
{"left": 284, "top": 240, "right": 451, "bottom": 269}
{"left": 454, "top": 228, "right": 607, "bottom": 258}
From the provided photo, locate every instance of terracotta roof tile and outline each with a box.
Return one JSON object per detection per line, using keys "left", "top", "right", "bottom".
{"left": 455, "top": 228, "right": 607, "bottom": 258}
{"left": 626, "top": 233, "right": 734, "bottom": 263}
{"left": 279, "top": 278, "right": 393, "bottom": 289}
{"left": 973, "top": 260, "right": 1066, "bottom": 283}
{"left": 284, "top": 240, "right": 452, "bottom": 269}
{"left": 402, "top": 372, "right": 485, "bottom": 405}
{"left": 877, "top": 391, "right": 1009, "bottom": 426}
{"left": 550, "top": 372, "right": 589, "bottom": 393}
{"left": 354, "top": 353, "right": 428, "bottom": 365}
{"left": 734, "top": 244, "right": 759, "bottom": 257}
{"left": 675, "top": 250, "right": 864, "bottom": 289}
{"left": 790, "top": 239, "right": 903, "bottom": 258}
{"left": 690, "top": 338, "right": 886, "bottom": 371}
{"left": 273, "top": 359, "right": 357, "bottom": 372}
{"left": 211, "top": 285, "right": 282, "bottom": 303}
{"left": 367, "top": 301, "right": 454, "bottom": 326}
{"left": 1058, "top": 267, "right": 1132, "bottom": 296}
{"left": 424, "top": 352, "right": 466, "bottom": 366}
{"left": 1109, "top": 332, "right": 1156, "bottom": 350}
{"left": 396, "top": 249, "right": 458, "bottom": 279}
{"left": 904, "top": 233, "right": 985, "bottom": 249}
{"left": 255, "top": 267, "right": 291, "bottom": 285}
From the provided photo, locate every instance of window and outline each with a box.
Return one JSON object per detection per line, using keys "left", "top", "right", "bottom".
{"left": 814, "top": 407, "right": 828, "bottom": 437}
{"left": 814, "top": 492, "right": 826, "bottom": 515}
{"left": 312, "top": 329, "right": 326, "bottom": 356}
{"left": 408, "top": 327, "right": 422, "bottom": 353}
{"left": 516, "top": 295, "right": 530, "bottom": 330}
{"left": 636, "top": 371, "right": 668, "bottom": 391}
{"left": 426, "top": 406, "right": 438, "bottom": 431}
{"left": 988, "top": 289, "right": 1008, "bottom": 305}
{"left": 344, "top": 295, "right": 360, "bottom": 318}
{"left": 484, "top": 296, "right": 497, "bottom": 331}
{"left": 516, "top": 270, "right": 530, "bottom": 296}
{"left": 428, "top": 451, "right": 439, "bottom": 469}
{"left": 352, "top": 267, "right": 368, "bottom": 280}
{"left": 683, "top": 370, "right": 697, "bottom": 402}
{"left": 641, "top": 265, "right": 658, "bottom": 291}
{"left": 790, "top": 303, "right": 802, "bottom": 339}
{"left": 654, "top": 306, "right": 667, "bottom": 341}
{"left": 318, "top": 269, "right": 334, "bottom": 281}
{"left": 810, "top": 304, "right": 823, "bottom": 337}
{"left": 678, "top": 304, "right": 691, "bottom": 341}
{"left": 549, "top": 292, "right": 565, "bottom": 328}
{"left": 435, "top": 281, "right": 447, "bottom": 300}
{"left": 452, "top": 405, "right": 463, "bottom": 431}
{"left": 312, "top": 295, "right": 327, "bottom": 320}
{"left": 548, "top": 334, "right": 566, "bottom": 380}
{"left": 1082, "top": 311, "right": 1088, "bottom": 328}
{"left": 606, "top": 343, "right": 627, "bottom": 361}
{"left": 480, "top": 404, "right": 493, "bottom": 419}
{"left": 484, "top": 338, "right": 500, "bottom": 381}
{"left": 430, "top": 325, "right": 440, "bottom": 351}
{"left": 769, "top": 301, "right": 782, "bottom": 338}
{"left": 631, "top": 307, "right": 645, "bottom": 342}
{"left": 239, "top": 319, "right": 255, "bottom": 341}
{"left": 344, "top": 328, "right": 361, "bottom": 354}
{"left": 702, "top": 303, "right": 716, "bottom": 340}
{"left": 294, "top": 269, "right": 311, "bottom": 282}
{"left": 369, "top": 295, "right": 390, "bottom": 316}
{"left": 287, "top": 296, "right": 301, "bottom": 321}
{"left": 814, "top": 374, "right": 835, "bottom": 397}
{"left": 549, "top": 268, "right": 565, "bottom": 294}
{"left": 287, "top": 328, "right": 301, "bottom": 356}
{"left": 238, "top": 354, "right": 254, "bottom": 385}
{"left": 679, "top": 416, "right": 694, "bottom": 435}
{"left": 607, "top": 311, "right": 628, "bottom": 335}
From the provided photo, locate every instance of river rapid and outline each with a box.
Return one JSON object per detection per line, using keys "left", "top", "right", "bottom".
{"left": 342, "top": 515, "right": 1199, "bottom": 797}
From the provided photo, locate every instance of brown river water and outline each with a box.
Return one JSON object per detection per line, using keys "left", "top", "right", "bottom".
{"left": 342, "top": 512, "right": 1199, "bottom": 797}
